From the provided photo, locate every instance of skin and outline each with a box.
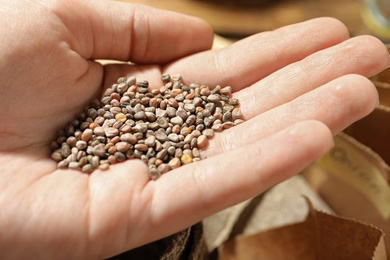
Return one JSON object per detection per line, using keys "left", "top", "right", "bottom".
{"left": 0, "top": 0, "right": 388, "bottom": 259}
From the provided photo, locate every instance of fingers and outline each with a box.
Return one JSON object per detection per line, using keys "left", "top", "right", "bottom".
{"left": 235, "top": 35, "right": 388, "bottom": 118}
{"left": 87, "top": 159, "right": 151, "bottom": 258}
{"left": 164, "top": 17, "right": 350, "bottom": 88}
{"left": 62, "top": 0, "right": 213, "bottom": 63}
{"left": 148, "top": 120, "right": 333, "bottom": 237}
{"left": 206, "top": 74, "right": 378, "bottom": 156}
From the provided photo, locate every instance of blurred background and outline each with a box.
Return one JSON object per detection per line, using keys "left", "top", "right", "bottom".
{"left": 119, "top": 0, "right": 390, "bottom": 42}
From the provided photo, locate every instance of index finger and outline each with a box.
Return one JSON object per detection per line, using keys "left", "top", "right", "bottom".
{"left": 56, "top": 0, "right": 214, "bottom": 63}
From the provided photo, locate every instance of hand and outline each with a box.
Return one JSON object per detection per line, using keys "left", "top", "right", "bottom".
{"left": 0, "top": 0, "right": 388, "bottom": 258}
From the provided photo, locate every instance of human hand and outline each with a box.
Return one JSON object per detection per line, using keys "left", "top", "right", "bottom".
{"left": 0, "top": 0, "right": 388, "bottom": 258}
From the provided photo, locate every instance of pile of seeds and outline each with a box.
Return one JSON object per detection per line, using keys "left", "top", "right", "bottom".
{"left": 51, "top": 74, "right": 244, "bottom": 180}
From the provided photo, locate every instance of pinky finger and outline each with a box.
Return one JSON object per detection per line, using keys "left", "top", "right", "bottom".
{"left": 149, "top": 120, "right": 334, "bottom": 236}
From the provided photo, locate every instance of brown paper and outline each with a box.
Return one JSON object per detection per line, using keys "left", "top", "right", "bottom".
{"left": 302, "top": 46, "right": 390, "bottom": 258}
{"left": 219, "top": 198, "right": 387, "bottom": 260}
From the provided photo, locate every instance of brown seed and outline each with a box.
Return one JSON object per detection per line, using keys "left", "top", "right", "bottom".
{"left": 155, "top": 131, "right": 168, "bottom": 142}
{"left": 180, "top": 127, "right": 191, "bottom": 136}
{"left": 197, "top": 135, "right": 208, "bottom": 148}
{"left": 168, "top": 133, "right": 179, "bottom": 142}
{"left": 115, "top": 142, "right": 130, "bottom": 153}
{"left": 145, "top": 112, "right": 157, "bottom": 122}
{"left": 211, "top": 124, "right": 224, "bottom": 132}
{"left": 191, "top": 130, "right": 201, "bottom": 138}
{"left": 157, "top": 163, "right": 171, "bottom": 174}
{"left": 135, "top": 144, "right": 148, "bottom": 152}
{"left": 68, "top": 161, "right": 80, "bottom": 170}
{"left": 220, "top": 86, "right": 232, "bottom": 95}
{"left": 202, "top": 129, "right": 214, "bottom": 138}
{"left": 76, "top": 140, "right": 87, "bottom": 150}
{"left": 156, "top": 149, "right": 168, "bottom": 160}
{"left": 167, "top": 145, "right": 176, "bottom": 156}
{"left": 93, "top": 126, "right": 105, "bottom": 136}
{"left": 168, "top": 157, "right": 181, "bottom": 169}
{"left": 161, "top": 73, "right": 171, "bottom": 83}
{"left": 145, "top": 135, "right": 156, "bottom": 147}
{"left": 207, "top": 94, "right": 221, "bottom": 103}
{"left": 58, "top": 160, "right": 68, "bottom": 168}
{"left": 120, "top": 133, "right": 138, "bottom": 144}
{"left": 66, "top": 136, "right": 77, "bottom": 147}
{"left": 51, "top": 151, "right": 62, "bottom": 162}
{"left": 192, "top": 147, "right": 200, "bottom": 158}
{"left": 232, "top": 108, "right": 243, "bottom": 120}
{"left": 171, "top": 124, "right": 181, "bottom": 134}
{"left": 78, "top": 156, "right": 89, "bottom": 167}
{"left": 120, "top": 124, "right": 132, "bottom": 133}
{"left": 99, "top": 163, "right": 110, "bottom": 171}
{"left": 184, "top": 103, "right": 196, "bottom": 113}
{"left": 156, "top": 117, "right": 169, "bottom": 129}
{"left": 229, "top": 98, "right": 240, "bottom": 106}
{"left": 200, "top": 87, "right": 211, "bottom": 96}
{"left": 171, "top": 88, "right": 182, "bottom": 97}
{"left": 222, "top": 112, "right": 233, "bottom": 123}
{"left": 185, "top": 92, "right": 195, "bottom": 99}
{"left": 149, "top": 168, "right": 161, "bottom": 180}
{"left": 110, "top": 136, "right": 121, "bottom": 144}
{"left": 94, "top": 116, "right": 105, "bottom": 125}
{"left": 175, "top": 148, "right": 183, "bottom": 158}
{"left": 223, "top": 122, "right": 234, "bottom": 129}
{"left": 61, "top": 143, "right": 71, "bottom": 158}
{"left": 81, "top": 129, "right": 93, "bottom": 142}
{"left": 89, "top": 122, "right": 99, "bottom": 130}
{"left": 93, "top": 144, "right": 106, "bottom": 157}
{"left": 126, "top": 76, "right": 136, "bottom": 86}
{"left": 91, "top": 156, "right": 100, "bottom": 169}
{"left": 110, "top": 92, "right": 121, "bottom": 101}
{"left": 176, "top": 109, "right": 188, "bottom": 120}
{"left": 105, "top": 127, "right": 119, "bottom": 138}
{"left": 114, "top": 152, "right": 126, "bottom": 162}
{"left": 170, "top": 116, "right": 184, "bottom": 126}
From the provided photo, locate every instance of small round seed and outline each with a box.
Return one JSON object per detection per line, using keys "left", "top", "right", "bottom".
{"left": 181, "top": 154, "right": 193, "bottom": 165}
{"left": 99, "top": 163, "right": 110, "bottom": 171}
{"left": 115, "top": 142, "right": 130, "bottom": 153}
{"left": 168, "top": 157, "right": 181, "bottom": 169}
{"left": 68, "top": 161, "right": 80, "bottom": 170}
{"left": 51, "top": 151, "right": 62, "bottom": 162}
{"left": 202, "top": 129, "right": 214, "bottom": 138}
{"left": 114, "top": 152, "right": 126, "bottom": 162}
{"left": 93, "top": 126, "right": 105, "bottom": 136}
{"left": 145, "top": 135, "right": 156, "bottom": 147}
{"left": 120, "top": 133, "right": 138, "bottom": 144}
{"left": 168, "top": 133, "right": 179, "bottom": 142}
{"left": 81, "top": 129, "right": 93, "bottom": 142}
{"left": 197, "top": 135, "right": 209, "bottom": 148}
{"left": 135, "top": 144, "right": 148, "bottom": 152}
{"left": 207, "top": 94, "right": 221, "bottom": 103}
{"left": 76, "top": 140, "right": 87, "bottom": 150}
{"left": 170, "top": 116, "right": 184, "bottom": 126}
{"left": 93, "top": 144, "right": 106, "bottom": 157}
{"left": 220, "top": 86, "right": 232, "bottom": 95}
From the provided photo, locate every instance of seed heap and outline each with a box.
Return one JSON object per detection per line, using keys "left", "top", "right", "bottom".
{"left": 51, "top": 74, "right": 244, "bottom": 180}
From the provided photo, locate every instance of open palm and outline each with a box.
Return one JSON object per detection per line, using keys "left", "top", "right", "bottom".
{"left": 0, "top": 0, "right": 388, "bottom": 259}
